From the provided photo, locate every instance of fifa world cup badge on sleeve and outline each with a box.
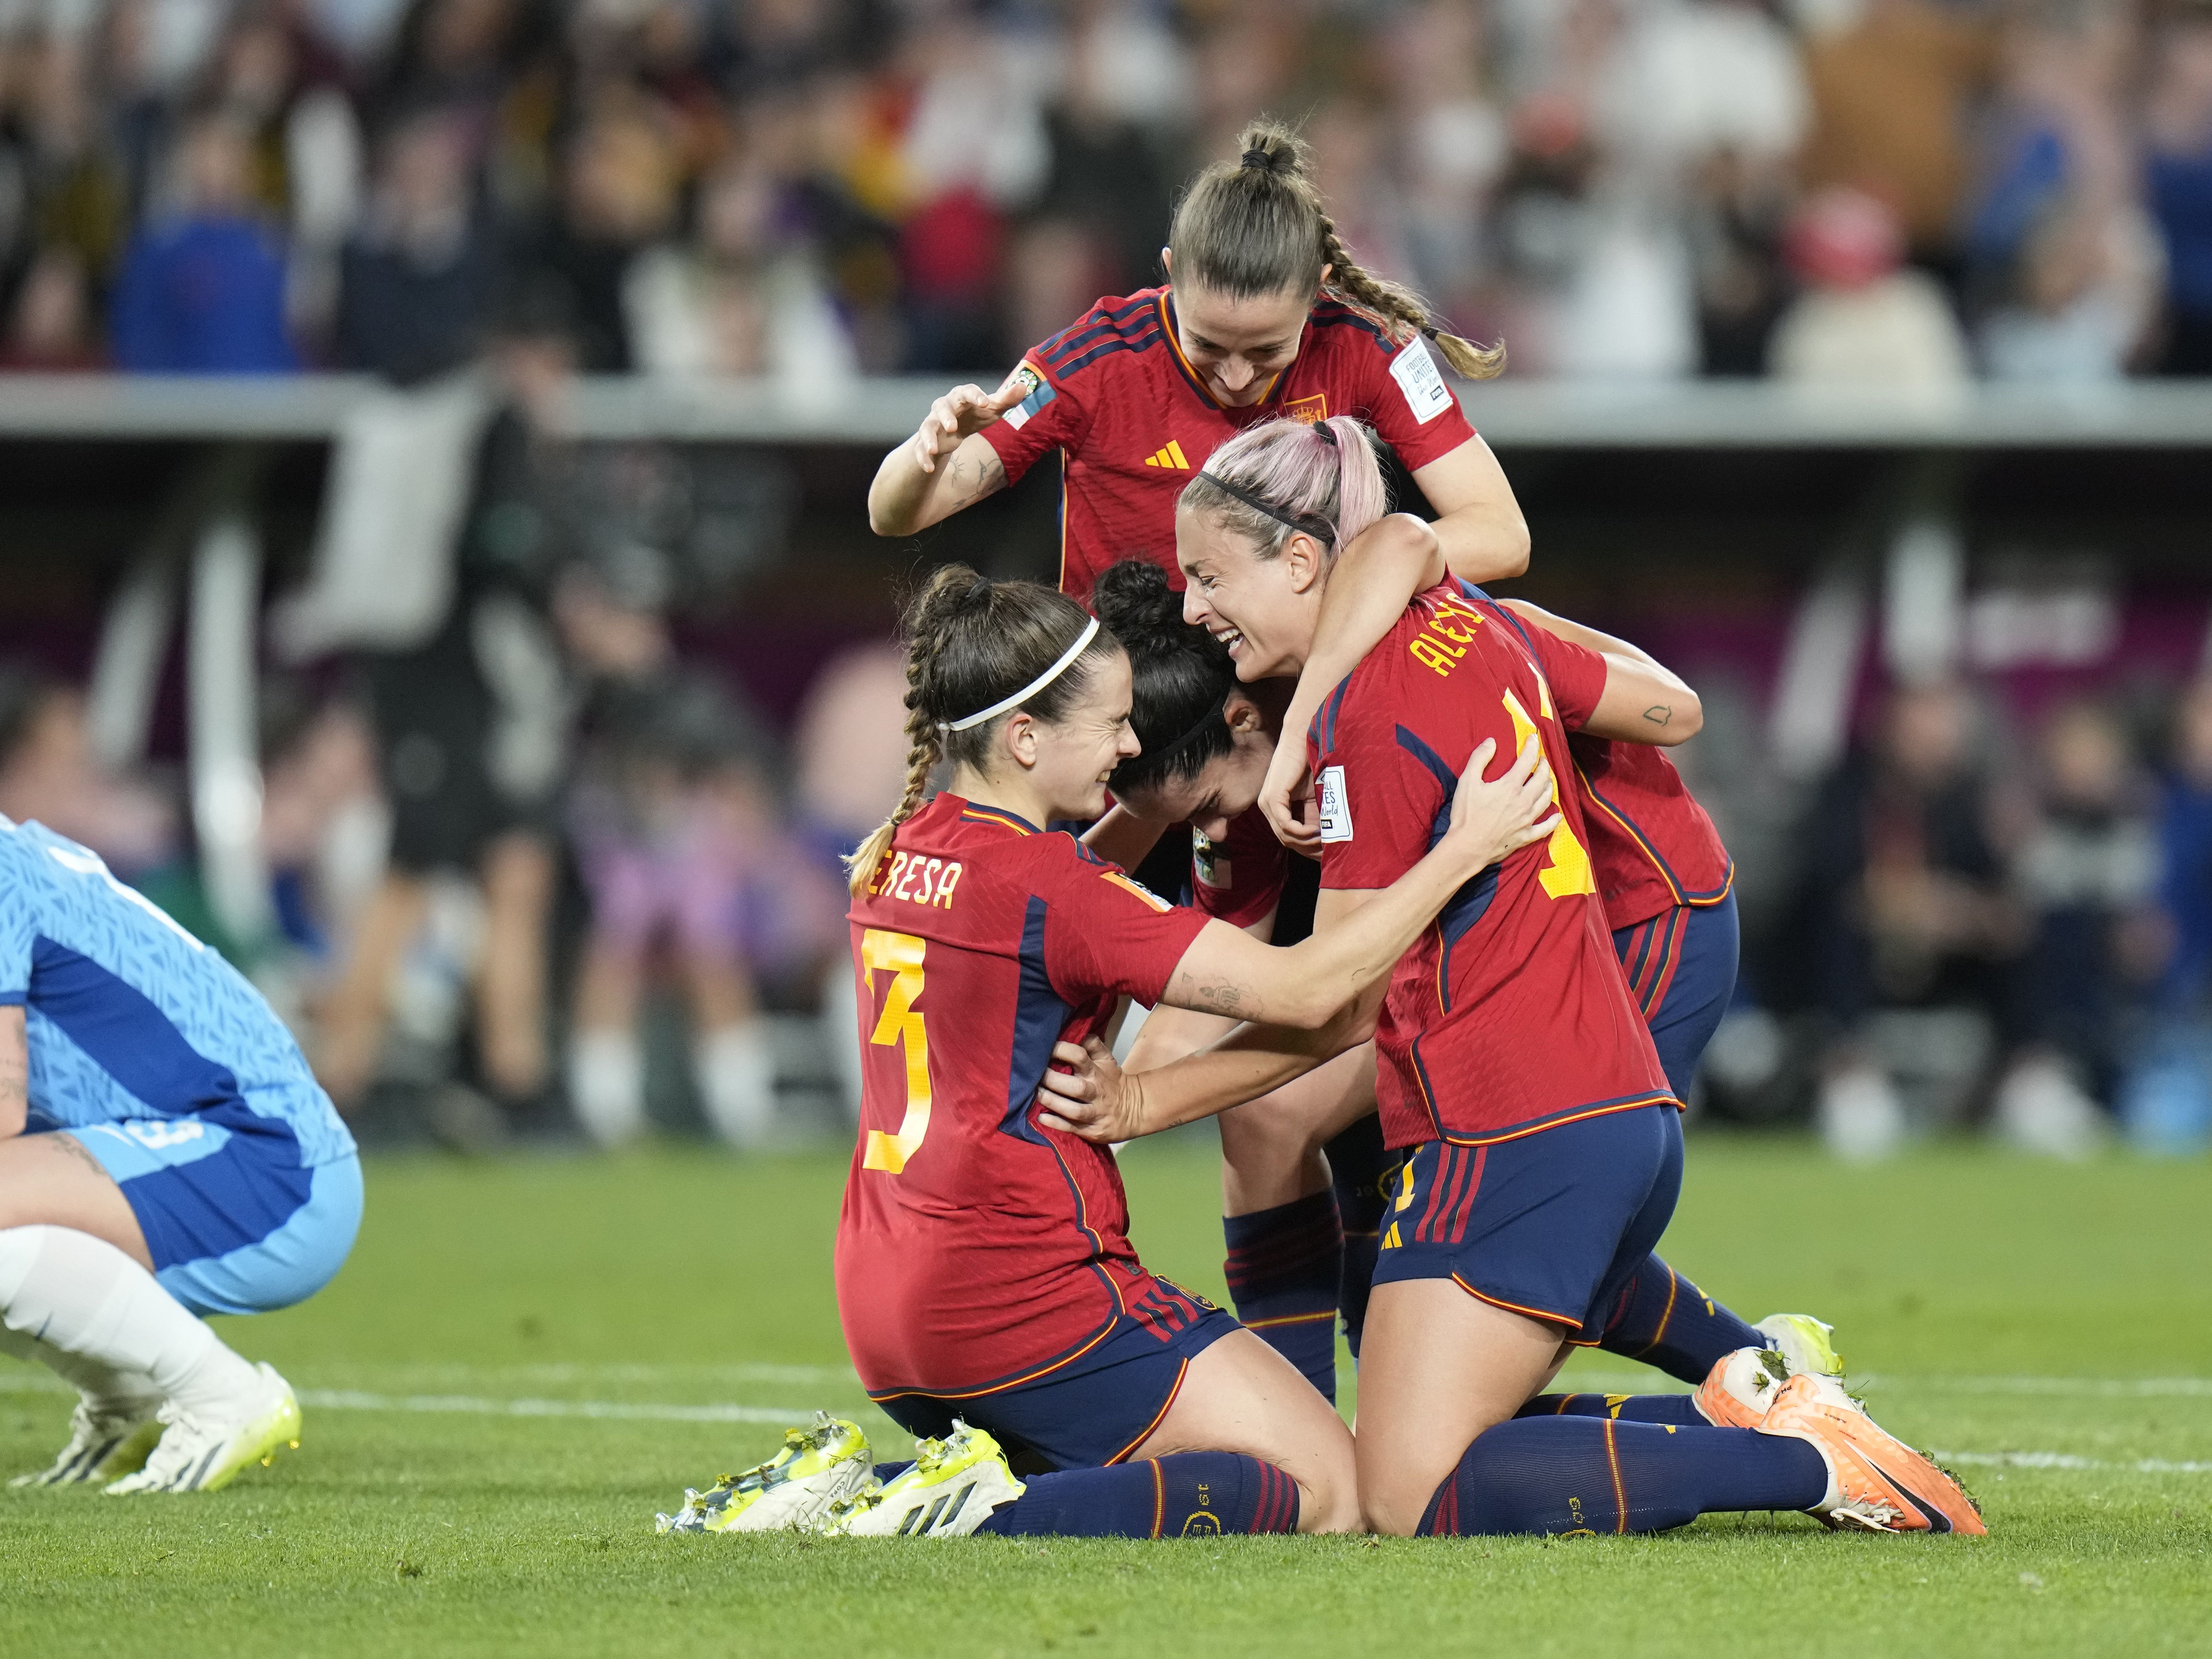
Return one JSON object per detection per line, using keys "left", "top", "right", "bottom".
{"left": 1390, "top": 338, "right": 1454, "bottom": 425}
{"left": 1317, "top": 765, "right": 1353, "bottom": 844}
{"left": 1193, "top": 830, "right": 1230, "bottom": 890}
{"left": 1004, "top": 364, "right": 1054, "bottom": 431}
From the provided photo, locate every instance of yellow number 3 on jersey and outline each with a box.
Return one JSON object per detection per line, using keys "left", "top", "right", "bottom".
{"left": 1501, "top": 688, "right": 1595, "bottom": 900}
{"left": 860, "top": 928, "right": 932, "bottom": 1173}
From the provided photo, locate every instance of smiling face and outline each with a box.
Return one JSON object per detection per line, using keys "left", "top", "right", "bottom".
{"left": 983, "top": 648, "right": 1142, "bottom": 824}
{"left": 1112, "top": 694, "right": 1276, "bottom": 840}
{"left": 1165, "top": 266, "right": 1319, "bottom": 407}
{"left": 1176, "top": 506, "right": 1328, "bottom": 682}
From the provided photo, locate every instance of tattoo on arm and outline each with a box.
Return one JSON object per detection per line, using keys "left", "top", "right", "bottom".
{"left": 1191, "top": 979, "right": 1260, "bottom": 1019}
{"left": 1643, "top": 705, "right": 1672, "bottom": 727}
{"left": 51, "top": 1132, "right": 110, "bottom": 1176}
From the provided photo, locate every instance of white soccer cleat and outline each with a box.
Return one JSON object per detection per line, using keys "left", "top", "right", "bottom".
{"left": 10, "top": 1398, "right": 164, "bottom": 1488}
{"left": 821, "top": 1420, "right": 1025, "bottom": 1538}
{"left": 1756, "top": 1313, "right": 1845, "bottom": 1380}
{"left": 655, "top": 1412, "right": 873, "bottom": 1535}
{"left": 103, "top": 1364, "right": 302, "bottom": 1495}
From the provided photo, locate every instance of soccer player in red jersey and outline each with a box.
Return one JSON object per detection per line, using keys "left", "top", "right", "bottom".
{"left": 1092, "top": 552, "right": 1827, "bottom": 1408}
{"left": 1043, "top": 417, "right": 1983, "bottom": 1537}
{"left": 768, "top": 563, "right": 1558, "bottom": 1539}
{"left": 865, "top": 120, "right": 1529, "bottom": 602}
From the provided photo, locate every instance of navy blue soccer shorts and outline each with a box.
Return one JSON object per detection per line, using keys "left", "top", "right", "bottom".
{"left": 55, "top": 1098, "right": 364, "bottom": 1319}
{"left": 870, "top": 1274, "right": 1242, "bottom": 1472}
{"left": 1368, "top": 1104, "right": 1683, "bottom": 1342}
{"left": 1613, "top": 891, "right": 1739, "bottom": 1101}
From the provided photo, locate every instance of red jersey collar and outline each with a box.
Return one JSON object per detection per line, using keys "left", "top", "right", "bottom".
{"left": 1156, "top": 288, "right": 1305, "bottom": 413}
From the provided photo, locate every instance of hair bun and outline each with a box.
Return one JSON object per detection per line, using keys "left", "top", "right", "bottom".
{"left": 1092, "top": 559, "right": 1197, "bottom": 657}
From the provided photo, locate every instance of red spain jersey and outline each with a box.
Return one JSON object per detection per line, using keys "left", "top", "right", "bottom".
{"left": 1306, "top": 581, "right": 1674, "bottom": 1150}
{"left": 981, "top": 286, "right": 1479, "bottom": 601}
{"left": 1482, "top": 608, "right": 1735, "bottom": 930}
{"left": 1189, "top": 808, "right": 1289, "bottom": 930}
{"left": 835, "top": 792, "right": 1210, "bottom": 1398}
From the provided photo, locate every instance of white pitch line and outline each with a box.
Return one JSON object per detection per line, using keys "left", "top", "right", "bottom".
{"left": 1935, "top": 1450, "right": 2212, "bottom": 1475}
{"left": 295, "top": 1389, "right": 836, "bottom": 1426}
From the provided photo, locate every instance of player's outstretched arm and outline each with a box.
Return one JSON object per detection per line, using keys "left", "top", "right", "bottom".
{"left": 866, "top": 373, "right": 1022, "bottom": 535}
{"left": 1497, "top": 599, "right": 1704, "bottom": 747}
{"left": 1163, "top": 736, "right": 1556, "bottom": 1033}
{"left": 1410, "top": 435, "right": 1530, "bottom": 584}
{"left": 0, "top": 1007, "right": 25, "bottom": 1140}
{"left": 1258, "top": 513, "right": 1445, "bottom": 853}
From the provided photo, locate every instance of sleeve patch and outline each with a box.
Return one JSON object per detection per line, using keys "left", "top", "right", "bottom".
{"left": 1003, "top": 365, "right": 1056, "bottom": 431}
{"left": 1193, "top": 831, "right": 1229, "bottom": 891}
{"left": 1317, "top": 765, "right": 1353, "bottom": 844}
{"left": 1102, "top": 869, "right": 1173, "bottom": 912}
{"left": 1389, "top": 337, "right": 1454, "bottom": 426}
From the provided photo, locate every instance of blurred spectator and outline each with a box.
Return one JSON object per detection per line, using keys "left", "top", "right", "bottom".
{"left": 0, "top": 666, "right": 174, "bottom": 873}
{"left": 556, "top": 561, "right": 840, "bottom": 1148}
{"left": 0, "top": 247, "right": 104, "bottom": 369}
{"left": 1799, "top": 681, "right": 2024, "bottom": 1158}
{"left": 2118, "top": 677, "right": 2212, "bottom": 1152}
{"left": 1768, "top": 186, "right": 1970, "bottom": 387}
{"left": 110, "top": 111, "right": 297, "bottom": 371}
{"left": 2145, "top": 12, "right": 2212, "bottom": 374}
{"left": 624, "top": 157, "right": 858, "bottom": 387}
{"left": 1996, "top": 699, "right": 2158, "bottom": 1156}
{"left": 1797, "top": 0, "right": 1997, "bottom": 276}
{"left": 335, "top": 108, "right": 496, "bottom": 384}
{"left": 505, "top": 105, "right": 679, "bottom": 372}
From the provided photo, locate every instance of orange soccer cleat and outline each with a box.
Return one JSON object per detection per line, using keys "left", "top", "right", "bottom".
{"left": 1755, "top": 1373, "right": 1987, "bottom": 1535}
{"left": 1694, "top": 1346, "right": 1791, "bottom": 1429}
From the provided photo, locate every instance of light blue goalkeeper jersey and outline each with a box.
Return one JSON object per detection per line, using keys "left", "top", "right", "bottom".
{"left": 0, "top": 816, "right": 355, "bottom": 1168}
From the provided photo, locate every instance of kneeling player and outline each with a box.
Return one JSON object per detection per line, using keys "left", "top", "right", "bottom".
{"left": 0, "top": 816, "right": 362, "bottom": 1493}
{"left": 656, "top": 565, "right": 1553, "bottom": 1539}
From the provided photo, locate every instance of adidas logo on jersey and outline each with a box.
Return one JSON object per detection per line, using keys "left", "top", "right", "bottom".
{"left": 1142, "top": 440, "right": 1190, "bottom": 470}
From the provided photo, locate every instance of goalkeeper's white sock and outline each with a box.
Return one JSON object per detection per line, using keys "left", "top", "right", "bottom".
{"left": 0, "top": 1323, "right": 162, "bottom": 1414}
{"left": 0, "top": 1225, "right": 260, "bottom": 1419}
{"left": 569, "top": 1027, "right": 646, "bottom": 1146}
{"left": 695, "top": 1021, "right": 776, "bottom": 1148}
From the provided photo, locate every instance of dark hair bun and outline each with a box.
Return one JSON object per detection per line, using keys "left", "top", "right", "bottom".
{"left": 1091, "top": 559, "right": 1190, "bottom": 658}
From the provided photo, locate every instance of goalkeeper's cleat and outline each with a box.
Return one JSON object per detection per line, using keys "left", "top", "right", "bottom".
{"left": 10, "top": 1399, "right": 162, "bottom": 1488}
{"left": 654, "top": 1412, "right": 872, "bottom": 1535}
{"left": 1694, "top": 1346, "right": 1792, "bottom": 1429}
{"left": 821, "top": 1420, "right": 1024, "bottom": 1538}
{"left": 1756, "top": 1373, "right": 1986, "bottom": 1535}
{"left": 104, "top": 1365, "right": 301, "bottom": 1495}
{"left": 1757, "top": 1313, "right": 1845, "bottom": 1380}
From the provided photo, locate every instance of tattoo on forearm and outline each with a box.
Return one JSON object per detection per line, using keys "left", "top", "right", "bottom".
{"left": 1643, "top": 705, "right": 1672, "bottom": 727}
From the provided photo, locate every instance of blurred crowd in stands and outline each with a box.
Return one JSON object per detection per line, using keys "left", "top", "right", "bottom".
{"left": 0, "top": 0, "right": 2209, "bottom": 381}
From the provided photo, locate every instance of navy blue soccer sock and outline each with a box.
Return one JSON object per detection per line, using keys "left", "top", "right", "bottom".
{"left": 1324, "top": 1117, "right": 1390, "bottom": 1360}
{"left": 1597, "top": 1254, "right": 1766, "bottom": 1386}
{"left": 1417, "top": 1416, "right": 1827, "bottom": 1536}
{"left": 1515, "top": 1391, "right": 1706, "bottom": 1427}
{"left": 978, "top": 1453, "right": 1302, "bottom": 1538}
{"left": 1222, "top": 1192, "right": 1341, "bottom": 1402}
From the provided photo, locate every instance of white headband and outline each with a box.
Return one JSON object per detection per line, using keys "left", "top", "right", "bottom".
{"left": 943, "top": 617, "right": 1102, "bottom": 732}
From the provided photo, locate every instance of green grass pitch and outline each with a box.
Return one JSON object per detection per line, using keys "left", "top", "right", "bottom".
{"left": 4, "top": 1135, "right": 2208, "bottom": 1658}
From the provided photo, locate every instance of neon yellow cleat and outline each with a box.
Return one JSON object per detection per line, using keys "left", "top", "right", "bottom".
{"left": 822, "top": 1421, "right": 1024, "bottom": 1538}
{"left": 11, "top": 1400, "right": 163, "bottom": 1488}
{"left": 104, "top": 1365, "right": 301, "bottom": 1495}
{"left": 655, "top": 1412, "right": 873, "bottom": 1535}
{"left": 1756, "top": 1314, "right": 1846, "bottom": 1380}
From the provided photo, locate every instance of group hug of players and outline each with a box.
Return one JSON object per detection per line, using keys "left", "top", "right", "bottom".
{"left": 656, "top": 122, "right": 1986, "bottom": 1543}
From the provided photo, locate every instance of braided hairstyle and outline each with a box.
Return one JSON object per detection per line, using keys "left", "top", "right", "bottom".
{"left": 1168, "top": 118, "right": 1505, "bottom": 380}
{"left": 1091, "top": 558, "right": 1239, "bottom": 798}
{"left": 844, "top": 564, "right": 1120, "bottom": 896}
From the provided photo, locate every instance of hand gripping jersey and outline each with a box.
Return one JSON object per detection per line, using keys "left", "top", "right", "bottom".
{"left": 1306, "top": 584, "right": 1674, "bottom": 1150}
{"left": 836, "top": 793, "right": 1210, "bottom": 1399}
{"left": 1481, "top": 608, "right": 1734, "bottom": 931}
{"left": 0, "top": 817, "right": 355, "bottom": 1167}
{"left": 982, "top": 287, "right": 1479, "bottom": 600}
